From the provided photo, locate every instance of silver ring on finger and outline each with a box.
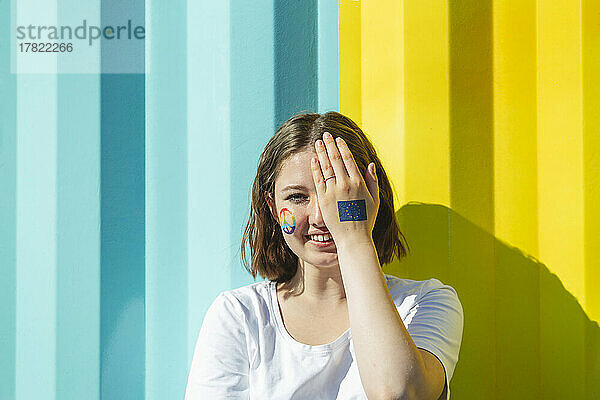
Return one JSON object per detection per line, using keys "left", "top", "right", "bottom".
{"left": 324, "top": 174, "right": 336, "bottom": 182}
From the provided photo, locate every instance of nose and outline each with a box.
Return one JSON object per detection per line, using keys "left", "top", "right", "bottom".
{"left": 309, "top": 198, "right": 326, "bottom": 228}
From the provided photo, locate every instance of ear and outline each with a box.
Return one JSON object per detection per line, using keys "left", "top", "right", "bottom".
{"left": 264, "top": 192, "right": 278, "bottom": 222}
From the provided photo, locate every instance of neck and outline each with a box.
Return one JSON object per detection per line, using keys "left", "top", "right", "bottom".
{"left": 277, "top": 260, "right": 347, "bottom": 307}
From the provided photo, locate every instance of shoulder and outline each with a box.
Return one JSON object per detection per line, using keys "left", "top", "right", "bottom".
{"left": 198, "top": 280, "right": 273, "bottom": 352}
{"left": 220, "top": 279, "right": 272, "bottom": 306}
{"left": 384, "top": 274, "right": 460, "bottom": 299}
{"left": 206, "top": 280, "right": 273, "bottom": 325}
{"left": 383, "top": 274, "right": 463, "bottom": 317}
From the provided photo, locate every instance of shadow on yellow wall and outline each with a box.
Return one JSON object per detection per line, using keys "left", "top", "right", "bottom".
{"left": 383, "top": 203, "right": 600, "bottom": 399}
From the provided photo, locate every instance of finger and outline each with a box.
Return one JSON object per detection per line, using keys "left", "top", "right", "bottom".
{"left": 311, "top": 156, "right": 327, "bottom": 196}
{"left": 322, "top": 132, "right": 349, "bottom": 181}
{"left": 365, "top": 163, "right": 379, "bottom": 203}
{"left": 315, "top": 138, "right": 336, "bottom": 186}
{"left": 335, "top": 137, "right": 361, "bottom": 180}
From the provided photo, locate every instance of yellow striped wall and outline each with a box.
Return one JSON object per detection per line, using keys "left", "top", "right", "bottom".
{"left": 340, "top": 1, "right": 600, "bottom": 398}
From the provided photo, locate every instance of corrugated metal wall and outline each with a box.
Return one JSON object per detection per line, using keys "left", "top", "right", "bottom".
{"left": 1, "top": 0, "right": 598, "bottom": 398}
{"left": 340, "top": 1, "right": 600, "bottom": 399}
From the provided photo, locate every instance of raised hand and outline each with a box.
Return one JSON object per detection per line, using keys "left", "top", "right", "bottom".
{"left": 310, "top": 132, "right": 380, "bottom": 248}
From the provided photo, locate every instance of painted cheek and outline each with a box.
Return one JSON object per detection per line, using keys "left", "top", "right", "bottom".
{"left": 279, "top": 207, "right": 296, "bottom": 234}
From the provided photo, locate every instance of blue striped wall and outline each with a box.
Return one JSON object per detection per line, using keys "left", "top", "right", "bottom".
{"left": 0, "top": 1, "right": 340, "bottom": 398}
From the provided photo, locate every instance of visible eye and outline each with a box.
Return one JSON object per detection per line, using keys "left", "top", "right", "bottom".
{"left": 285, "top": 193, "right": 308, "bottom": 203}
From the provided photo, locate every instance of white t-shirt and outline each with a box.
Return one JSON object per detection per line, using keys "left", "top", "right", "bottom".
{"left": 185, "top": 274, "right": 464, "bottom": 400}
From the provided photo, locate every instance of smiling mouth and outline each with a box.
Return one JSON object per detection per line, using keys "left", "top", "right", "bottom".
{"left": 305, "top": 234, "right": 335, "bottom": 246}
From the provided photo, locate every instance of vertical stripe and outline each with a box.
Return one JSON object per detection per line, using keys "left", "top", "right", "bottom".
{"left": 361, "top": 0, "right": 405, "bottom": 209}
{"left": 537, "top": 0, "right": 585, "bottom": 310}
{"left": 583, "top": 3, "right": 600, "bottom": 393}
{"left": 15, "top": 0, "right": 58, "bottom": 398}
{"left": 230, "top": 1, "right": 275, "bottom": 289}
{"left": 100, "top": 2, "right": 145, "bottom": 399}
{"left": 186, "top": 0, "right": 233, "bottom": 363}
{"left": 448, "top": 0, "right": 496, "bottom": 397}
{"left": 56, "top": 73, "right": 101, "bottom": 400}
{"left": 492, "top": 1, "right": 540, "bottom": 397}
{"left": 317, "top": 0, "right": 339, "bottom": 112}
{"left": 145, "top": 0, "right": 188, "bottom": 397}
{"left": 493, "top": 0, "right": 539, "bottom": 257}
{"left": 16, "top": 75, "right": 58, "bottom": 400}
{"left": 449, "top": 0, "right": 494, "bottom": 233}
{"left": 100, "top": 73, "right": 146, "bottom": 400}
{"left": 582, "top": 0, "right": 600, "bottom": 326}
{"left": 55, "top": 0, "right": 101, "bottom": 398}
{"left": 15, "top": 3, "right": 58, "bottom": 400}
{"left": 339, "top": 0, "right": 362, "bottom": 126}
{"left": 0, "top": 0, "right": 17, "bottom": 397}
{"left": 537, "top": 0, "right": 585, "bottom": 398}
{"left": 274, "top": 0, "right": 318, "bottom": 127}
{"left": 100, "top": 72, "right": 146, "bottom": 399}
{"left": 448, "top": 209, "right": 496, "bottom": 398}
{"left": 99, "top": 71, "right": 146, "bottom": 399}
{"left": 403, "top": 1, "right": 450, "bottom": 206}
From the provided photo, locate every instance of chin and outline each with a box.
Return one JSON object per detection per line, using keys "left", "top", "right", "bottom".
{"left": 307, "top": 253, "right": 339, "bottom": 268}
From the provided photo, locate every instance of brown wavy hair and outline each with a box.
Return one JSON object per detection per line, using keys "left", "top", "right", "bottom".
{"left": 241, "top": 111, "right": 409, "bottom": 282}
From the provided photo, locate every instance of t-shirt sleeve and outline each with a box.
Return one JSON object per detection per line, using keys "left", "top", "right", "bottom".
{"left": 404, "top": 279, "right": 464, "bottom": 400}
{"left": 185, "top": 292, "right": 250, "bottom": 400}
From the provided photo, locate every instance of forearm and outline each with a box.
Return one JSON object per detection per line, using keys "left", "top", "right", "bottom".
{"left": 336, "top": 239, "right": 429, "bottom": 400}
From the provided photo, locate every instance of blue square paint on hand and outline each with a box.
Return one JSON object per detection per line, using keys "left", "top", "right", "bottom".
{"left": 337, "top": 200, "right": 367, "bottom": 222}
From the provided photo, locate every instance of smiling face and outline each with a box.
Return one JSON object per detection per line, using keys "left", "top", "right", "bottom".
{"left": 266, "top": 149, "right": 339, "bottom": 268}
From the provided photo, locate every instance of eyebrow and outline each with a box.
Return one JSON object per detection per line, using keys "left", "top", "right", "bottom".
{"left": 281, "top": 184, "right": 309, "bottom": 192}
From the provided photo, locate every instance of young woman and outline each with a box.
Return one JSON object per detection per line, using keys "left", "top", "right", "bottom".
{"left": 185, "top": 112, "right": 464, "bottom": 400}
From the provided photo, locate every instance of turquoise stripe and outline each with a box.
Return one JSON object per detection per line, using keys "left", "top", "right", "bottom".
{"left": 14, "top": 4, "right": 58, "bottom": 399}
{"left": 230, "top": 1, "right": 275, "bottom": 289}
{"left": 186, "top": 0, "right": 234, "bottom": 367}
{"left": 56, "top": 73, "right": 101, "bottom": 400}
{"left": 55, "top": 1, "right": 101, "bottom": 398}
{"left": 145, "top": 0, "right": 188, "bottom": 397}
{"left": 16, "top": 74, "right": 57, "bottom": 400}
{"left": 99, "top": 5, "right": 145, "bottom": 400}
{"left": 100, "top": 73, "right": 146, "bottom": 400}
{"left": 318, "top": 0, "right": 340, "bottom": 112}
{"left": 0, "top": 0, "right": 17, "bottom": 397}
{"left": 274, "top": 0, "right": 318, "bottom": 127}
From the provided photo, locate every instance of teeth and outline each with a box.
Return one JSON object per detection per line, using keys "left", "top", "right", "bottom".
{"left": 310, "top": 234, "right": 332, "bottom": 242}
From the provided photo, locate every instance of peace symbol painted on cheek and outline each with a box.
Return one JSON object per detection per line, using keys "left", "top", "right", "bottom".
{"left": 279, "top": 208, "right": 296, "bottom": 234}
